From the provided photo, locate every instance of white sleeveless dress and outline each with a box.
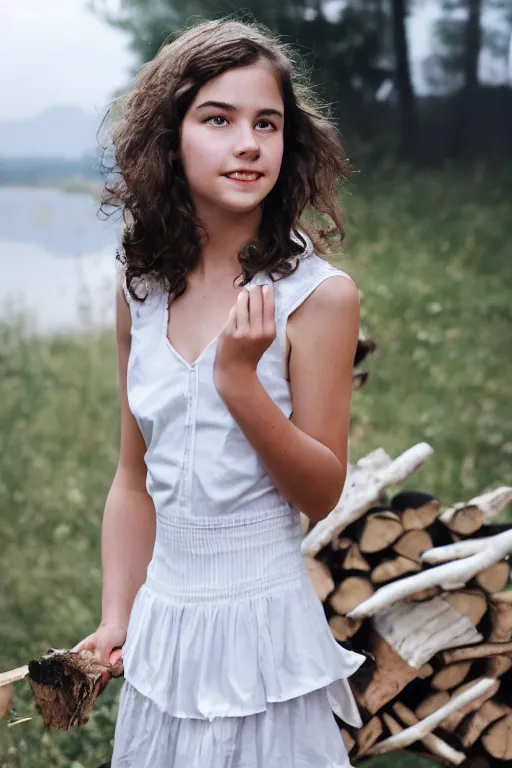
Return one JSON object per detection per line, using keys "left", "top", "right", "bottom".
{"left": 111, "top": 241, "right": 366, "bottom": 767}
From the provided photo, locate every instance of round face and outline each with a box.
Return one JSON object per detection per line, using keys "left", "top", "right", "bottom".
{"left": 177, "top": 61, "right": 284, "bottom": 217}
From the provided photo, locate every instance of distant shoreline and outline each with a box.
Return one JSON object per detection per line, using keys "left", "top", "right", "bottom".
{"left": 0, "top": 178, "right": 103, "bottom": 199}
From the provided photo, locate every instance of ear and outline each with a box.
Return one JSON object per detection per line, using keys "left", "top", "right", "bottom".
{"left": 168, "top": 149, "right": 179, "bottom": 162}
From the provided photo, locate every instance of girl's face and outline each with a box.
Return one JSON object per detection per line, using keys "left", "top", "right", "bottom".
{"left": 177, "top": 62, "right": 284, "bottom": 216}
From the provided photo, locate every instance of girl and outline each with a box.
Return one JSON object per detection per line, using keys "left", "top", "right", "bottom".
{"left": 77, "top": 17, "right": 366, "bottom": 768}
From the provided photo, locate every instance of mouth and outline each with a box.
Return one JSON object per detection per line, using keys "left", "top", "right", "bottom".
{"left": 223, "top": 170, "right": 263, "bottom": 182}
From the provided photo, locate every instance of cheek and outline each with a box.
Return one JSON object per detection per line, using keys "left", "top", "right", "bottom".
{"left": 180, "top": 127, "right": 218, "bottom": 174}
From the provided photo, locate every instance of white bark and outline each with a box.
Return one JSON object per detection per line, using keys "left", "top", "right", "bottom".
{"left": 365, "top": 678, "right": 496, "bottom": 756}
{"left": 421, "top": 538, "right": 491, "bottom": 565}
{"left": 0, "top": 666, "right": 28, "bottom": 687}
{"left": 347, "top": 529, "right": 512, "bottom": 620}
{"left": 440, "top": 487, "right": 512, "bottom": 527}
{"left": 372, "top": 597, "right": 483, "bottom": 668}
{"left": 301, "top": 443, "right": 433, "bottom": 557}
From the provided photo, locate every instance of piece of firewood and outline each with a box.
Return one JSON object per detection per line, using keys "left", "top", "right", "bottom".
{"left": 382, "top": 712, "right": 402, "bottom": 736}
{"left": 474, "top": 561, "right": 510, "bottom": 594}
{"left": 365, "top": 678, "right": 496, "bottom": 756}
{"left": 465, "top": 487, "right": 512, "bottom": 523}
{"left": 390, "top": 490, "right": 442, "bottom": 530}
{"left": 304, "top": 555, "right": 335, "bottom": 602}
{"left": 0, "top": 685, "right": 13, "bottom": 718}
{"left": 440, "top": 678, "right": 500, "bottom": 732}
{"left": 301, "top": 443, "right": 434, "bottom": 557}
{"left": 421, "top": 538, "right": 495, "bottom": 565}
{"left": 484, "top": 655, "right": 512, "bottom": 678}
{"left": 392, "top": 701, "right": 466, "bottom": 764}
{"left": 393, "top": 530, "right": 433, "bottom": 563}
{"left": 442, "top": 590, "right": 488, "bottom": 626}
{"left": 359, "top": 511, "right": 404, "bottom": 553}
{"left": 440, "top": 504, "right": 484, "bottom": 536}
{"left": 488, "top": 597, "right": 512, "bottom": 643}
{"left": 493, "top": 589, "right": 512, "bottom": 603}
{"left": 442, "top": 641, "right": 512, "bottom": 664}
{"left": 458, "top": 699, "right": 511, "bottom": 748}
{"left": 347, "top": 529, "right": 512, "bottom": 620}
{"left": 402, "top": 586, "right": 441, "bottom": 603}
{"left": 0, "top": 666, "right": 29, "bottom": 687}
{"left": 431, "top": 661, "right": 473, "bottom": 691}
{"left": 343, "top": 542, "right": 371, "bottom": 572}
{"left": 328, "top": 615, "right": 362, "bottom": 641}
{"left": 340, "top": 727, "right": 356, "bottom": 754}
{"left": 351, "top": 631, "right": 419, "bottom": 715}
{"left": 416, "top": 691, "right": 451, "bottom": 719}
{"left": 356, "top": 714, "right": 383, "bottom": 754}
{"left": 330, "top": 576, "right": 374, "bottom": 615}
{"left": 372, "top": 597, "right": 482, "bottom": 669}
{"left": 480, "top": 712, "right": 512, "bottom": 760}
{"left": 371, "top": 556, "right": 421, "bottom": 584}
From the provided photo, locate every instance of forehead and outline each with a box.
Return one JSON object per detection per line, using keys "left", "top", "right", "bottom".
{"left": 192, "top": 63, "right": 283, "bottom": 110}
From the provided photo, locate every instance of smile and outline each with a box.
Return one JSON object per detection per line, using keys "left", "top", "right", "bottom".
{"left": 224, "top": 171, "right": 262, "bottom": 182}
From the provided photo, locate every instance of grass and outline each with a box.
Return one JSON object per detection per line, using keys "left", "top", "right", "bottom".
{"left": 0, "top": 165, "right": 511, "bottom": 766}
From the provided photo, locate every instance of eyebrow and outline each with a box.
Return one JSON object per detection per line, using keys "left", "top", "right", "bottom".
{"left": 195, "top": 100, "right": 283, "bottom": 119}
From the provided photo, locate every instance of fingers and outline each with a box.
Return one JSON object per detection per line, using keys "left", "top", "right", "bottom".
{"left": 247, "top": 285, "right": 263, "bottom": 334}
{"left": 262, "top": 285, "right": 275, "bottom": 339}
{"left": 235, "top": 288, "right": 250, "bottom": 334}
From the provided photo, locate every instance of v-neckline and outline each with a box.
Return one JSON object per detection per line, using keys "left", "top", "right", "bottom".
{"left": 163, "top": 273, "right": 263, "bottom": 370}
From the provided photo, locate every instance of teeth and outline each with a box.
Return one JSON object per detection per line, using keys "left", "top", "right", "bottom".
{"left": 227, "top": 172, "right": 260, "bottom": 180}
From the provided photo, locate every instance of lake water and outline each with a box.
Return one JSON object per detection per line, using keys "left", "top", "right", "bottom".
{"left": 0, "top": 187, "right": 119, "bottom": 333}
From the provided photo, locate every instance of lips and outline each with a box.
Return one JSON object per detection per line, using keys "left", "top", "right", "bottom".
{"left": 224, "top": 170, "right": 263, "bottom": 181}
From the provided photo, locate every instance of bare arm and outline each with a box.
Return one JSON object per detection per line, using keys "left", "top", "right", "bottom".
{"left": 214, "top": 277, "right": 359, "bottom": 523}
{"left": 99, "top": 282, "right": 156, "bottom": 630}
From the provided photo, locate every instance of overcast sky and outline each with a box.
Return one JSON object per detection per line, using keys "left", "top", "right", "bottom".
{"left": 2, "top": 0, "right": 504, "bottom": 123}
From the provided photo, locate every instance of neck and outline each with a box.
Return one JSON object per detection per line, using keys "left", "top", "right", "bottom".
{"left": 193, "top": 201, "right": 262, "bottom": 281}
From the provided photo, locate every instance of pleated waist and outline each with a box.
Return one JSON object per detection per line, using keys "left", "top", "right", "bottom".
{"left": 146, "top": 502, "right": 306, "bottom": 602}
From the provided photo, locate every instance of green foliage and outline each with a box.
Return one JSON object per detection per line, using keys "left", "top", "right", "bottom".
{"left": 0, "top": 167, "right": 511, "bottom": 765}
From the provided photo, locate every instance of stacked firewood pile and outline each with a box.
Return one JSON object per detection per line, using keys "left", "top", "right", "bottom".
{"left": 302, "top": 350, "right": 512, "bottom": 767}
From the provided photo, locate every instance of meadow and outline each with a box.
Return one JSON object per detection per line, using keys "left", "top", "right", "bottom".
{"left": 0, "top": 165, "right": 511, "bottom": 767}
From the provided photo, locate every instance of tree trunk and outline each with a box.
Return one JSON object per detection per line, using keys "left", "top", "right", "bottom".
{"left": 390, "top": 0, "right": 420, "bottom": 161}
{"left": 449, "top": 0, "right": 483, "bottom": 159}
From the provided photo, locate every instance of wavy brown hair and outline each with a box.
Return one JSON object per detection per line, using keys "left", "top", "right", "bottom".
{"left": 99, "top": 18, "right": 350, "bottom": 302}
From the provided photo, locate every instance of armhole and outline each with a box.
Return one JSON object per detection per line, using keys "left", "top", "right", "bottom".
{"left": 277, "top": 266, "right": 355, "bottom": 380}
{"left": 280, "top": 267, "right": 355, "bottom": 326}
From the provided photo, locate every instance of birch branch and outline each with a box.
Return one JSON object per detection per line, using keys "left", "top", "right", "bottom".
{"left": 364, "top": 678, "right": 496, "bottom": 756}
{"left": 301, "top": 443, "right": 433, "bottom": 557}
{"left": 347, "top": 529, "right": 512, "bottom": 620}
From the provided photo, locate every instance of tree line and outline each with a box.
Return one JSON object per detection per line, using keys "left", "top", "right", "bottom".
{"left": 91, "top": 0, "right": 512, "bottom": 165}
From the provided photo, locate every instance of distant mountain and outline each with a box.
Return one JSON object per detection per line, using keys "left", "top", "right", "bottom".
{"left": 0, "top": 106, "right": 103, "bottom": 159}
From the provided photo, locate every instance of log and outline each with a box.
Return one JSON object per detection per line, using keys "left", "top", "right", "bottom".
{"left": 397, "top": 498, "right": 441, "bottom": 531}
{"left": 442, "top": 590, "right": 488, "bottom": 626}
{"left": 392, "top": 701, "right": 466, "bottom": 764}
{"left": 440, "top": 504, "right": 484, "bottom": 536}
{"left": 382, "top": 712, "right": 402, "bottom": 736}
{"left": 372, "top": 597, "right": 482, "bottom": 668}
{"left": 474, "top": 561, "right": 510, "bottom": 594}
{"left": 484, "top": 655, "right": 512, "bottom": 678}
{"left": 366, "top": 678, "right": 496, "bottom": 756}
{"left": 488, "top": 598, "right": 512, "bottom": 643}
{"left": 328, "top": 615, "right": 362, "bottom": 642}
{"left": 371, "top": 556, "right": 421, "bottom": 585}
{"left": 431, "top": 661, "right": 473, "bottom": 691}
{"left": 351, "top": 632, "right": 420, "bottom": 715}
{"left": 393, "top": 530, "right": 433, "bottom": 563}
{"left": 416, "top": 691, "right": 451, "bottom": 719}
{"left": 493, "top": 589, "right": 512, "bottom": 603}
{"left": 356, "top": 715, "right": 383, "bottom": 754}
{"left": 331, "top": 536, "right": 353, "bottom": 552}
{"left": 465, "top": 486, "right": 512, "bottom": 523}
{"left": 340, "top": 727, "right": 356, "bottom": 754}
{"left": 402, "top": 586, "right": 442, "bottom": 603}
{"left": 0, "top": 666, "right": 29, "bottom": 687}
{"left": 480, "top": 712, "right": 512, "bottom": 760}
{"left": 343, "top": 542, "right": 371, "bottom": 572}
{"left": 347, "top": 529, "right": 512, "bottom": 620}
{"left": 442, "top": 641, "right": 512, "bottom": 664}
{"left": 421, "top": 539, "right": 497, "bottom": 565}
{"left": 304, "top": 556, "right": 335, "bottom": 602}
{"left": 458, "top": 699, "right": 511, "bottom": 748}
{"left": 329, "top": 576, "right": 374, "bottom": 615}
{"left": 360, "top": 511, "right": 404, "bottom": 553}
{"left": 301, "top": 443, "right": 434, "bottom": 557}
{"left": 440, "top": 678, "right": 500, "bottom": 732}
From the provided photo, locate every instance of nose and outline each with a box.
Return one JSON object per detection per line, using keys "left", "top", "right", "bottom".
{"left": 233, "top": 122, "right": 260, "bottom": 160}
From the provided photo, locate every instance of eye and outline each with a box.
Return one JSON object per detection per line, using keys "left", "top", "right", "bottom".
{"left": 205, "top": 115, "right": 228, "bottom": 126}
{"left": 256, "top": 119, "right": 275, "bottom": 131}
